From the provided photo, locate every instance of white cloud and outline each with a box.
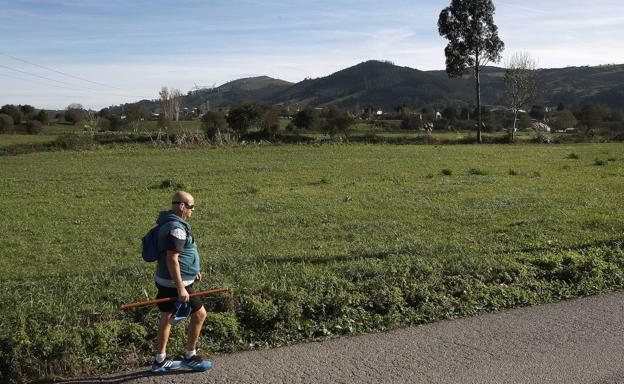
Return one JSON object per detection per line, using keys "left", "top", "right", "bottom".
{"left": 369, "top": 28, "right": 416, "bottom": 59}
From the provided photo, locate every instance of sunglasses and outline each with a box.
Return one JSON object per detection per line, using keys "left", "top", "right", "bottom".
{"left": 172, "top": 201, "right": 195, "bottom": 210}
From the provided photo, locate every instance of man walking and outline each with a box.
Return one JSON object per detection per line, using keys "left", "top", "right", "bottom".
{"left": 151, "top": 191, "right": 212, "bottom": 373}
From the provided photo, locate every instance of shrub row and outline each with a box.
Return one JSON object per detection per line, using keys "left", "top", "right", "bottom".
{"left": 3, "top": 131, "right": 624, "bottom": 157}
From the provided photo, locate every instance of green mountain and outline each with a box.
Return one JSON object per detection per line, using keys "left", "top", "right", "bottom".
{"left": 535, "top": 65, "right": 624, "bottom": 108}
{"left": 269, "top": 60, "right": 473, "bottom": 110}
{"left": 112, "top": 61, "right": 624, "bottom": 114}
{"left": 268, "top": 60, "right": 624, "bottom": 110}
{"left": 110, "top": 76, "right": 293, "bottom": 114}
{"left": 188, "top": 76, "right": 294, "bottom": 110}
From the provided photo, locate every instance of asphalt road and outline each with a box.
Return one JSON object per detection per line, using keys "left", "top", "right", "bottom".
{"left": 55, "top": 292, "right": 624, "bottom": 384}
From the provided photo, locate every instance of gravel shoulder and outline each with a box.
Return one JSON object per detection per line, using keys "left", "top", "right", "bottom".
{"left": 52, "top": 291, "right": 624, "bottom": 384}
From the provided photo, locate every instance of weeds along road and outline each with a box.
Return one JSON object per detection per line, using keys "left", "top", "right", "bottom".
{"left": 58, "top": 291, "right": 624, "bottom": 384}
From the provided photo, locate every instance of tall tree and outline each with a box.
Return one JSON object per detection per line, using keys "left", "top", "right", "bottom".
{"left": 171, "top": 88, "right": 183, "bottom": 121}
{"left": 438, "top": 0, "right": 504, "bottom": 143}
{"left": 158, "top": 87, "right": 173, "bottom": 122}
{"left": 504, "top": 52, "right": 538, "bottom": 141}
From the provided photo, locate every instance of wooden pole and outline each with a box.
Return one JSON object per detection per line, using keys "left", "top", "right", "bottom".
{"left": 122, "top": 288, "right": 229, "bottom": 310}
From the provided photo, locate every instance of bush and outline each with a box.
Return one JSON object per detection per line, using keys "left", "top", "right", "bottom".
{"left": 157, "top": 116, "right": 171, "bottom": 130}
{"left": 322, "top": 106, "right": 354, "bottom": 137}
{"left": 25, "top": 120, "right": 43, "bottom": 135}
{"left": 0, "top": 105, "right": 23, "bottom": 125}
{"left": 260, "top": 108, "right": 280, "bottom": 138}
{"left": 238, "top": 294, "right": 279, "bottom": 330}
{"left": 155, "top": 179, "right": 186, "bottom": 190}
{"left": 91, "top": 116, "right": 126, "bottom": 132}
{"left": 400, "top": 116, "right": 419, "bottom": 130}
{"left": 433, "top": 118, "right": 450, "bottom": 131}
{"left": 64, "top": 108, "right": 85, "bottom": 124}
{"left": 453, "top": 119, "right": 477, "bottom": 131}
{"left": 0, "top": 113, "right": 13, "bottom": 133}
{"left": 201, "top": 111, "right": 228, "bottom": 139}
{"left": 203, "top": 313, "right": 242, "bottom": 351}
{"left": 468, "top": 167, "right": 487, "bottom": 175}
{"left": 534, "top": 131, "right": 552, "bottom": 144}
{"left": 594, "top": 159, "right": 608, "bottom": 166}
{"left": 173, "top": 132, "right": 205, "bottom": 147}
{"left": 34, "top": 110, "right": 50, "bottom": 125}
{"left": 227, "top": 102, "right": 265, "bottom": 133}
{"left": 53, "top": 134, "right": 95, "bottom": 150}
{"left": 441, "top": 169, "right": 453, "bottom": 176}
{"left": 292, "top": 108, "right": 321, "bottom": 130}
{"left": 552, "top": 110, "right": 577, "bottom": 130}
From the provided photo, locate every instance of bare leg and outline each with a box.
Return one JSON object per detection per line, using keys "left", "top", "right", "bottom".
{"left": 156, "top": 312, "right": 172, "bottom": 355}
{"left": 187, "top": 306, "right": 207, "bottom": 351}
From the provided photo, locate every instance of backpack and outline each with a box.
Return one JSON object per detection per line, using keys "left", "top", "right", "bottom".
{"left": 141, "top": 225, "right": 162, "bottom": 262}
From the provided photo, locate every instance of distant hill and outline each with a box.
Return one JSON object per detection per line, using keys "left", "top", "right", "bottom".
{"left": 110, "top": 76, "right": 293, "bottom": 114}
{"left": 111, "top": 61, "right": 624, "bottom": 113}
{"left": 269, "top": 60, "right": 473, "bottom": 110}
{"left": 268, "top": 61, "right": 624, "bottom": 110}
{"left": 189, "top": 76, "right": 293, "bottom": 110}
{"left": 535, "top": 65, "right": 624, "bottom": 108}
{"left": 223, "top": 62, "right": 624, "bottom": 110}
{"left": 418, "top": 64, "right": 624, "bottom": 109}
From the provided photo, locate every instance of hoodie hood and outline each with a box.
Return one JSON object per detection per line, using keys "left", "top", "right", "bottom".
{"left": 156, "top": 210, "right": 190, "bottom": 230}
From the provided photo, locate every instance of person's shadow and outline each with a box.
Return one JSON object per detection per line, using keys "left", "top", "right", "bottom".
{"left": 40, "top": 369, "right": 198, "bottom": 384}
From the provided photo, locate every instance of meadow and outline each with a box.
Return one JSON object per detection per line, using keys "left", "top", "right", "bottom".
{"left": 1, "top": 143, "right": 623, "bottom": 382}
{"left": 0, "top": 134, "right": 59, "bottom": 148}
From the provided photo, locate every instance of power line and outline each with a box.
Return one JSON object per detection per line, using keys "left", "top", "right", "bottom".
{"left": 0, "top": 63, "right": 89, "bottom": 88}
{"left": 0, "top": 72, "right": 98, "bottom": 93}
{"left": 0, "top": 65, "right": 153, "bottom": 98}
{"left": 0, "top": 52, "right": 129, "bottom": 91}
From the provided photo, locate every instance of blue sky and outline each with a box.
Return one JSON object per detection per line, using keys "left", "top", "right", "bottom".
{"left": 1, "top": 0, "right": 623, "bottom": 110}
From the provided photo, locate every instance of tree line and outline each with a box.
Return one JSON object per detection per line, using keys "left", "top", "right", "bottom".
{"left": 0, "top": 104, "right": 50, "bottom": 134}
{"left": 2, "top": 98, "right": 622, "bottom": 142}
{"left": 200, "top": 103, "right": 355, "bottom": 142}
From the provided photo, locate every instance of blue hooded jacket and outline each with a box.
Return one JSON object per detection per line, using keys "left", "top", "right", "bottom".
{"left": 154, "top": 211, "right": 200, "bottom": 284}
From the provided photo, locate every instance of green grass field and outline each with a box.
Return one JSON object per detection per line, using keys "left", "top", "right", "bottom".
{"left": 1, "top": 143, "right": 623, "bottom": 381}
{"left": 0, "top": 134, "right": 58, "bottom": 148}
{"left": 1, "top": 119, "right": 202, "bottom": 137}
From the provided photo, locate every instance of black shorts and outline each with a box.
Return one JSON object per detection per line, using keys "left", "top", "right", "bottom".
{"left": 155, "top": 282, "right": 204, "bottom": 314}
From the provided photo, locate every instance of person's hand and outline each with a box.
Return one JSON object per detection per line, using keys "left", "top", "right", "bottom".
{"left": 196, "top": 272, "right": 203, "bottom": 283}
{"left": 178, "top": 286, "right": 190, "bottom": 302}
